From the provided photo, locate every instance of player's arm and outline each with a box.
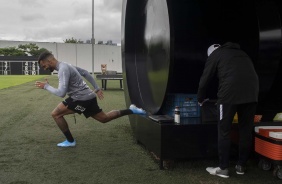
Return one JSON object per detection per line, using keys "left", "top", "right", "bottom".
{"left": 75, "top": 66, "right": 104, "bottom": 99}
{"left": 75, "top": 66, "right": 101, "bottom": 92}
{"left": 36, "top": 68, "right": 69, "bottom": 98}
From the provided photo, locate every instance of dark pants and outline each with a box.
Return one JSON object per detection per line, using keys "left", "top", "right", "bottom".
{"left": 217, "top": 102, "right": 257, "bottom": 169}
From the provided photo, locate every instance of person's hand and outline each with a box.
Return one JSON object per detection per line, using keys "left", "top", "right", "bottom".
{"left": 95, "top": 89, "right": 104, "bottom": 100}
{"left": 198, "top": 98, "right": 209, "bottom": 106}
{"left": 198, "top": 98, "right": 204, "bottom": 106}
{"left": 35, "top": 78, "right": 48, "bottom": 89}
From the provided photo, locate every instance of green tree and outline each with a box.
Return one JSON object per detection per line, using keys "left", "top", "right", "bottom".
{"left": 64, "top": 37, "right": 84, "bottom": 43}
{"left": 29, "top": 48, "right": 49, "bottom": 57}
{"left": 0, "top": 43, "right": 49, "bottom": 57}
{"left": 0, "top": 46, "right": 26, "bottom": 56}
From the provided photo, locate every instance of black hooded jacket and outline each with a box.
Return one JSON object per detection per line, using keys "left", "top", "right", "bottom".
{"left": 197, "top": 42, "right": 259, "bottom": 104}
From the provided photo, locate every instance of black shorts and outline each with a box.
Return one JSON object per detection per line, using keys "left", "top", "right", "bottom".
{"left": 62, "top": 97, "right": 102, "bottom": 118}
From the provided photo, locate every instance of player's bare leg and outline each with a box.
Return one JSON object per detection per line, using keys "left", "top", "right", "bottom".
{"left": 91, "top": 110, "right": 122, "bottom": 123}
{"left": 51, "top": 102, "right": 76, "bottom": 147}
{"left": 91, "top": 104, "right": 146, "bottom": 123}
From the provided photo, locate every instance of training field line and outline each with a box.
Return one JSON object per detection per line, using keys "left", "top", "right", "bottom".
{"left": 0, "top": 75, "right": 49, "bottom": 89}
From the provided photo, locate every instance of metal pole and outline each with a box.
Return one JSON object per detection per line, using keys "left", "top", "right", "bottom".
{"left": 91, "top": 0, "right": 95, "bottom": 77}
{"left": 75, "top": 44, "right": 78, "bottom": 67}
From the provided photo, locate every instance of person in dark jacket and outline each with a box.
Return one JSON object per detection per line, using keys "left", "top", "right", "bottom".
{"left": 197, "top": 42, "right": 259, "bottom": 178}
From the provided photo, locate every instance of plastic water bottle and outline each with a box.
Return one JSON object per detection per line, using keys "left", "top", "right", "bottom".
{"left": 174, "top": 106, "right": 180, "bottom": 124}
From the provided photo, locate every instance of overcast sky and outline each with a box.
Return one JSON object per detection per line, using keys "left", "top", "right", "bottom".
{"left": 0, "top": 0, "right": 122, "bottom": 44}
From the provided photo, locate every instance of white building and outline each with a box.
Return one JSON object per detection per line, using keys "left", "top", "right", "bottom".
{"left": 0, "top": 40, "right": 122, "bottom": 73}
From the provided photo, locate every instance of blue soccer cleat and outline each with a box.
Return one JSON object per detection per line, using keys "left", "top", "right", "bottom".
{"left": 129, "top": 104, "right": 146, "bottom": 115}
{"left": 57, "top": 140, "right": 76, "bottom": 147}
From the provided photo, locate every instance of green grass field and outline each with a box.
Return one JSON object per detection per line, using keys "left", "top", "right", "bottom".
{"left": 0, "top": 75, "right": 280, "bottom": 184}
{"left": 0, "top": 75, "right": 49, "bottom": 89}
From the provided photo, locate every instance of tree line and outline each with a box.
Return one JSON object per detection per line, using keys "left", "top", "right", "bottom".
{"left": 0, "top": 43, "right": 49, "bottom": 57}
{"left": 0, "top": 37, "right": 88, "bottom": 56}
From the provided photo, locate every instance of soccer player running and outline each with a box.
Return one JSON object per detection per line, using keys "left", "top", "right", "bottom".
{"left": 35, "top": 51, "right": 146, "bottom": 147}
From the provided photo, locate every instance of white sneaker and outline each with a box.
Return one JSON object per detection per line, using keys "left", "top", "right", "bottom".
{"left": 57, "top": 140, "right": 76, "bottom": 147}
{"left": 206, "top": 167, "right": 229, "bottom": 178}
{"left": 129, "top": 104, "right": 146, "bottom": 115}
